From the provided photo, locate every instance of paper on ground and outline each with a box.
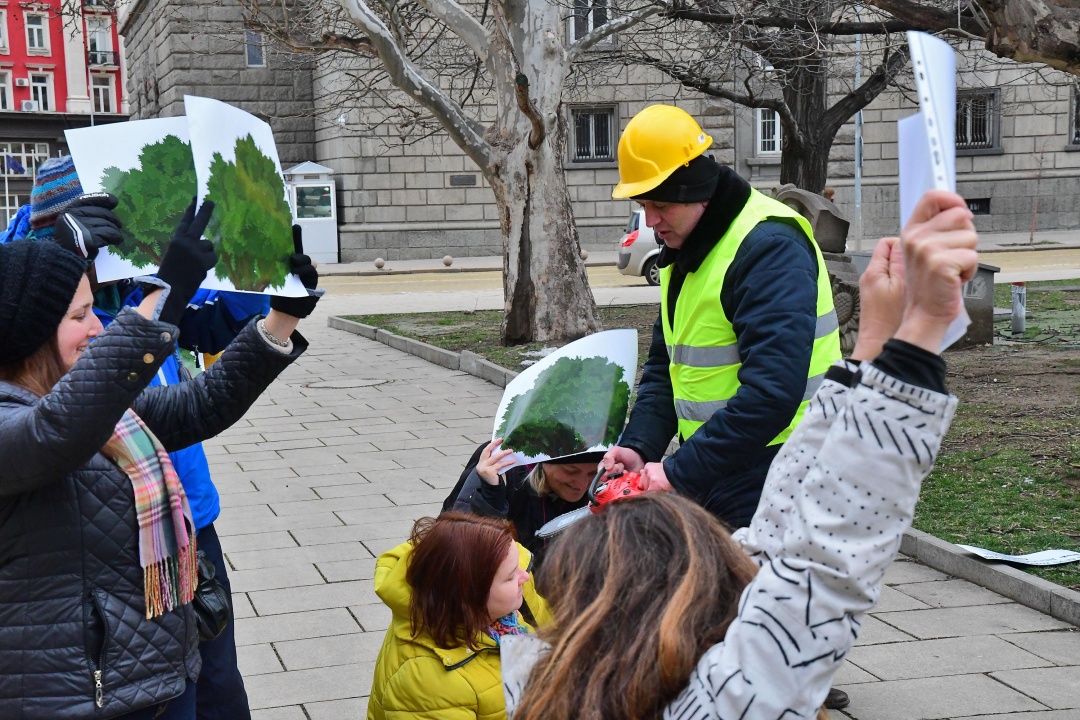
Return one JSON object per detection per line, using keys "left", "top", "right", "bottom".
{"left": 493, "top": 329, "right": 638, "bottom": 468}
{"left": 958, "top": 544, "right": 1080, "bottom": 567}
{"left": 899, "top": 31, "right": 970, "bottom": 350}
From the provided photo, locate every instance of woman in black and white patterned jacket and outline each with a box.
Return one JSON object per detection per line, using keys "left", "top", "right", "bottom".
{"left": 501, "top": 190, "right": 978, "bottom": 720}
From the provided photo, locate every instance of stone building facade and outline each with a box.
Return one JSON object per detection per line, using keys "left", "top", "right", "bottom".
{"left": 118, "top": 0, "right": 315, "bottom": 168}
{"left": 117, "top": 5, "right": 1080, "bottom": 260}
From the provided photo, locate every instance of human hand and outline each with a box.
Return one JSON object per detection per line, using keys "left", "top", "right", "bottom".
{"left": 894, "top": 190, "right": 978, "bottom": 354}
{"left": 476, "top": 439, "right": 516, "bottom": 485}
{"left": 270, "top": 226, "right": 322, "bottom": 319}
{"left": 851, "top": 236, "right": 905, "bottom": 361}
{"left": 600, "top": 445, "right": 645, "bottom": 476}
{"left": 53, "top": 193, "right": 124, "bottom": 261}
{"left": 638, "top": 462, "right": 673, "bottom": 493}
{"left": 156, "top": 198, "right": 217, "bottom": 326}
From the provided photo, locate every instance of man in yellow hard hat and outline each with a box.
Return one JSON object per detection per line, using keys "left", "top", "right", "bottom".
{"left": 601, "top": 103, "right": 843, "bottom": 541}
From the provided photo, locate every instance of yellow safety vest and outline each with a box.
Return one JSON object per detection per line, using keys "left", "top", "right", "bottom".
{"left": 660, "top": 189, "right": 841, "bottom": 445}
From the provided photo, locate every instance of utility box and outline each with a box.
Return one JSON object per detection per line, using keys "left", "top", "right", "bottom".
{"left": 284, "top": 162, "right": 338, "bottom": 264}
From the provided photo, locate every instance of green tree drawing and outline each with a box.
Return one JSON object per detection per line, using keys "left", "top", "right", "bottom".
{"left": 100, "top": 134, "right": 196, "bottom": 266}
{"left": 496, "top": 356, "right": 631, "bottom": 458}
{"left": 205, "top": 134, "right": 292, "bottom": 291}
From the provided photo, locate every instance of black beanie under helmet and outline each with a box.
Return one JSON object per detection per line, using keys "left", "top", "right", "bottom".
{"left": 0, "top": 240, "right": 88, "bottom": 365}
{"left": 632, "top": 155, "right": 721, "bottom": 203}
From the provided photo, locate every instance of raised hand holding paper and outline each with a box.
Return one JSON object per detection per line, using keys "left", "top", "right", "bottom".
{"left": 898, "top": 31, "right": 972, "bottom": 349}
{"left": 493, "top": 329, "right": 638, "bottom": 468}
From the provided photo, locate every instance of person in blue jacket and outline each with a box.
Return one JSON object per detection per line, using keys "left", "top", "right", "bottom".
{"left": 25, "top": 156, "right": 276, "bottom": 720}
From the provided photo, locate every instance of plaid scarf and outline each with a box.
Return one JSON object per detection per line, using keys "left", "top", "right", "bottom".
{"left": 484, "top": 611, "right": 532, "bottom": 645}
{"left": 104, "top": 410, "right": 198, "bottom": 619}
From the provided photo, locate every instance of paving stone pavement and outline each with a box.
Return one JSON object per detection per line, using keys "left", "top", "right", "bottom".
{"left": 205, "top": 299, "right": 1080, "bottom": 719}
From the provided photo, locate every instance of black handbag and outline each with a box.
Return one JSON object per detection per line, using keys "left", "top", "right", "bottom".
{"left": 192, "top": 550, "right": 230, "bottom": 642}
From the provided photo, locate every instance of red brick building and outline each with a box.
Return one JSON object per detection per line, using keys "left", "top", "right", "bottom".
{"left": 1, "top": 0, "right": 128, "bottom": 223}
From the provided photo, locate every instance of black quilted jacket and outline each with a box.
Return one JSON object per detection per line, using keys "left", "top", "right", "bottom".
{"left": 0, "top": 309, "right": 306, "bottom": 719}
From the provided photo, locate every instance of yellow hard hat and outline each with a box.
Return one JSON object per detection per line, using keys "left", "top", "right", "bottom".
{"left": 612, "top": 105, "right": 713, "bottom": 199}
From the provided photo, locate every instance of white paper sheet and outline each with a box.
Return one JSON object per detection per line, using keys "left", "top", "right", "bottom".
{"left": 492, "top": 329, "right": 638, "bottom": 468}
{"left": 899, "top": 31, "right": 970, "bottom": 350}
{"left": 958, "top": 544, "right": 1080, "bottom": 567}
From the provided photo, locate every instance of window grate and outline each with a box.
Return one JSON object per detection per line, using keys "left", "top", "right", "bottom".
{"left": 572, "top": 108, "right": 614, "bottom": 162}
{"left": 956, "top": 92, "right": 996, "bottom": 150}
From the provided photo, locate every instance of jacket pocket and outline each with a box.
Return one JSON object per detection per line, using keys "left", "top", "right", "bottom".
{"left": 83, "top": 588, "right": 109, "bottom": 709}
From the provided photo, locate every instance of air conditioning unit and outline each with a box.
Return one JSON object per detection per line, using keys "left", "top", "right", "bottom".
{"left": 21, "top": 100, "right": 40, "bottom": 112}
{"left": 15, "top": 78, "right": 29, "bottom": 87}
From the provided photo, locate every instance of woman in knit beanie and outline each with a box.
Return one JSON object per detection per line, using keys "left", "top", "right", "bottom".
{"left": 0, "top": 200, "right": 321, "bottom": 719}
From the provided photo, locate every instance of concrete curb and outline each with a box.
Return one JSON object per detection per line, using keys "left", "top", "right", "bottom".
{"left": 327, "top": 316, "right": 518, "bottom": 386}
{"left": 900, "top": 528, "right": 1080, "bottom": 627}
{"left": 329, "top": 314, "right": 1080, "bottom": 629}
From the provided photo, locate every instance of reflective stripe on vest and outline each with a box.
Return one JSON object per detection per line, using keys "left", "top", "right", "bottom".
{"left": 659, "top": 189, "right": 842, "bottom": 445}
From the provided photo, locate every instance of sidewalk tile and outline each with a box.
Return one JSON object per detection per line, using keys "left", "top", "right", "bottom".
{"left": 992, "top": 667, "right": 1080, "bottom": 709}
{"left": 228, "top": 541, "right": 373, "bottom": 571}
{"left": 834, "top": 661, "right": 879, "bottom": 685}
{"left": 248, "top": 580, "right": 378, "bottom": 615}
{"left": 235, "top": 608, "right": 361, "bottom": 645}
{"left": 848, "top": 635, "right": 1052, "bottom": 680}
{"left": 883, "top": 560, "right": 949, "bottom": 585}
{"left": 219, "top": 487, "right": 322, "bottom": 507}
{"left": 269, "top": 493, "right": 394, "bottom": 517}
{"left": 214, "top": 511, "right": 343, "bottom": 536}
{"left": 874, "top": 585, "right": 932, "bottom": 612}
{"left": 275, "top": 630, "right": 384, "bottom": 671}
{"left": 875, "top": 603, "right": 1071, "bottom": 639}
{"left": 892, "top": 578, "right": 1016, "bottom": 608}
{"left": 236, "top": 643, "right": 284, "bottom": 676}
{"left": 312, "top": 479, "right": 426, "bottom": 500}
{"left": 229, "top": 563, "right": 326, "bottom": 593}
{"left": 316, "top": 558, "right": 377, "bottom": 583}
{"left": 306, "top": 698, "right": 368, "bottom": 720}
{"left": 1001, "top": 630, "right": 1080, "bottom": 666}
{"left": 855, "top": 615, "right": 917, "bottom": 646}
{"left": 250, "top": 708, "right": 306, "bottom": 720}
{"left": 837, "top": 673, "right": 1047, "bottom": 719}
{"left": 244, "top": 663, "right": 373, "bottom": 710}
{"left": 349, "top": 603, "right": 392, "bottom": 633}
{"left": 958, "top": 711, "right": 1080, "bottom": 719}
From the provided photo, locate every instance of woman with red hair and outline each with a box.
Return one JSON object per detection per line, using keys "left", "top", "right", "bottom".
{"left": 367, "top": 512, "right": 548, "bottom": 720}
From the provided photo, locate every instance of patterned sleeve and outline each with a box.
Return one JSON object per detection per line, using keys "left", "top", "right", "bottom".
{"left": 665, "top": 364, "right": 957, "bottom": 719}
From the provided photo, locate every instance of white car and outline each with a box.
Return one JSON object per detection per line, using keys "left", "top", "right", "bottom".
{"left": 616, "top": 209, "right": 661, "bottom": 286}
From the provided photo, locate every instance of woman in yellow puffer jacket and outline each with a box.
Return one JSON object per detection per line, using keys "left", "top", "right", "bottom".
{"left": 367, "top": 512, "right": 550, "bottom": 720}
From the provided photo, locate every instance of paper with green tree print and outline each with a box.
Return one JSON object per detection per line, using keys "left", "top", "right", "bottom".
{"left": 186, "top": 94, "right": 304, "bottom": 295}
{"left": 66, "top": 117, "right": 196, "bottom": 283}
{"left": 493, "top": 329, "right": 637, "bottom": 467}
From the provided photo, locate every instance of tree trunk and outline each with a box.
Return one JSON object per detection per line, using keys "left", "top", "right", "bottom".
{"left": 778, "top": 57, "right": 832, "bottom": 193}
{"left": 486, "top": 0, "right": 603, "bottom": 345}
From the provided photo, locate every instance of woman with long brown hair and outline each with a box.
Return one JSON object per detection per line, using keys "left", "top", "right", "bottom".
{"left": 0, "top": 198, "right": 321, "bottom": 719}
{"left": 502, "top": 190, "right": 978, "bottom": 720}
{"left": 367, "top": 512, "right": 548, "bottom": 720}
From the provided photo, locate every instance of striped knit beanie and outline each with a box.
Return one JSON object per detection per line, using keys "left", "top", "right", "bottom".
{"left": 29, "top": 156, "right": 83, "bottom": 241}
{"left": 0, "top": 240, "right": 87, "bottom": 365}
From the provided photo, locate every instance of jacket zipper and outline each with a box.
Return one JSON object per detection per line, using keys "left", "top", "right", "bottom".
{"left": 84, "top": 591, "right": 108, "bottom": 708}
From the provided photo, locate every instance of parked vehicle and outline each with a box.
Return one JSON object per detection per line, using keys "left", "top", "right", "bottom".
{"left": 616, "top": 209, "right": 661, "bottom": 286}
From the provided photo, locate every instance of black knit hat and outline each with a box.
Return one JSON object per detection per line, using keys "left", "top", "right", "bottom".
{"left": 632, "top": 155, "right": 721, "bottom": 203}
{"left": 0, "top": 240, "right": 88, "bottom": 365}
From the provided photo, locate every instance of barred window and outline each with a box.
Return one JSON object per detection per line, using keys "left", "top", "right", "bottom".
{"left": 956, "top": 90, "right": 998, "bottom": 151}
{"left": 757, "top": 108, "right": 782, "bottom": 155}
{"left": 571, "top": 107, "right": 614, "bottom": 162}
{"left": 1070, "top": 85, "right": 1080, "bottom": 145}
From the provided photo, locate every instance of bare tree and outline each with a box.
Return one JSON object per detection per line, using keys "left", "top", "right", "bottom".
{"left": 583, "top": 1, "right": 916, "bottom": 192}
{"left": 241, "top": 0, "right": 661, "bottom": 344}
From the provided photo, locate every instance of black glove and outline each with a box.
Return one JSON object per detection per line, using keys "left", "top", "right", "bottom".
{"left": 53, "top": 193, "right": 124, "bottom": 261}
{"left": 269, "top": 225, "right": 321, "bottom": 319}
{"left": 155, "top": 198, "right": 217, "bottom": 326}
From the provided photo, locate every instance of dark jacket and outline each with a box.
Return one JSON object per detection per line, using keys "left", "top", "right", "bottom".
{"left": 450, "top": 466, "right": 586, "bottom": 567}
{"left": 618, "top": 168, "right": 821, "bottom": 528}
{"left": 0, "top": 310, "right": 306, "bottom": 719}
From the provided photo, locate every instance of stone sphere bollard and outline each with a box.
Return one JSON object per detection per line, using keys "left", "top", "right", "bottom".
{"left": 374, "top": 258, "right": 385, "bottom": 269}
{"left": 443, "top": 255, "right": 454, "bottom": 267}
{"left": 580, "top": 250, "right": 589, "bottom": 261}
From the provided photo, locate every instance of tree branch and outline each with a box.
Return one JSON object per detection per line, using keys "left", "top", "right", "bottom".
{"left": 664, "top": 10, "right": 918, "bottom": 36}
{"left": 412, "top": 0, "right": 492, "bottom": 62}
{"left": 821, "top": 44, "right": 909, "bottom": 138}
{"left": 569, "top": 4, "right": 663, "bottom": 60}
{"left": 514, "top": 73, "right": 545, "bottom": 149}
{"left": 864, "top": 0, "right": 984, "bottom": 36}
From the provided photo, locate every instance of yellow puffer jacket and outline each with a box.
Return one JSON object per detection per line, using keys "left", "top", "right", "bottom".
{"left": 367, "top": 540, "right": 551, "bottom": 720}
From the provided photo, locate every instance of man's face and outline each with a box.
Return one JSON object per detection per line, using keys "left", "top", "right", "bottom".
{"left": 637, "top": 200, "right": 708, "bottom": 250}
